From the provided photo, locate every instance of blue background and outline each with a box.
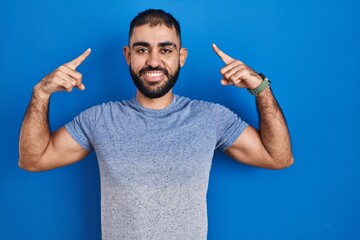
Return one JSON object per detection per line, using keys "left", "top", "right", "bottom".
{"left": 1, "top": 0, "right": 359, "bottom": 239}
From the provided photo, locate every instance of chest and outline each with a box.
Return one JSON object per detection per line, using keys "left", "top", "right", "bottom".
{"left": 92, "top": 113, "right": 217, "bottom": 186}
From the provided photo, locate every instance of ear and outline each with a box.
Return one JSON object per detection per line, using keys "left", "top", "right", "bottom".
{"left": 123, "top": 46, "right": 131, "bottom": 65}
{"left": 179, "top": 48, "right": 188, "bottom": 67}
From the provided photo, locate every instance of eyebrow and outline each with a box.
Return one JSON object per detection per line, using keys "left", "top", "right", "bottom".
{"left": 159, "top": 42, "right": 178, "bottom": 49}
{"left": 132, "top": 41, "right": 178, "bottom": 49}
{"left": 132, "top": 41, "right": 150, "bottom": 48}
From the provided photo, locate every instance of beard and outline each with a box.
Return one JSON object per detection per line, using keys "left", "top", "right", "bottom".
{"left": 129, "top": 64, "right": 180, "bottom": 99}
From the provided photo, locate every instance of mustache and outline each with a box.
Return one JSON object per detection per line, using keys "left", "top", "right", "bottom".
{"left": 139, "top": 66, "right": 170, "bottom": 78}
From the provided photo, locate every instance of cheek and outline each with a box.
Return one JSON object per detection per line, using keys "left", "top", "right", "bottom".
{"left": 130, "top": 57, "right": 146, "bottom": 72}
{"left": 166, "top": 57, "right": 180, "bottom": 71}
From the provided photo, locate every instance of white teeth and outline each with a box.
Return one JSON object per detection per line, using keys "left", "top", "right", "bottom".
{"left": 145, "top": 72, "right": 163, "bottom": 77}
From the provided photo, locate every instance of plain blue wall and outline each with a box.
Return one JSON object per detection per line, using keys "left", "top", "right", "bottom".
{"left": 1, "top": 0, "right": 359, "bottom": 239}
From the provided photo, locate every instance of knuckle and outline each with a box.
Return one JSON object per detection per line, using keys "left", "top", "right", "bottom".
{"left": 58, "top": 65, "right": 66, "bottom": 72}
{"left": 64, "top": 82, "right": 74, "bottom": 89}
{"left": 224, "top": 72, "right": 231, "bottom": 79}
{"left": 53, "top": 70, "right": 62, "bottom": 77}
{"left": 76, "top": 72, "right": 83, "bottom": 79}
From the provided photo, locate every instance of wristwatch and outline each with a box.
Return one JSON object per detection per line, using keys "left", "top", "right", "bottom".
{"left": 247, "top": 73, "right": 270, "bottom": 96}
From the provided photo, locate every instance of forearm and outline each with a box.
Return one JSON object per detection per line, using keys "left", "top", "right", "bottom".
{"left": 256, "top": 87, "right": 293, "bottom": 167}
{"left": 19, "top": 87, "right": 52, "bottom": 168}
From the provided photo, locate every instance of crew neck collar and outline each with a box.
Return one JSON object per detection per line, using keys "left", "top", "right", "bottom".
{"left": 133, "top": 94, "right": 178, "bottom": 117}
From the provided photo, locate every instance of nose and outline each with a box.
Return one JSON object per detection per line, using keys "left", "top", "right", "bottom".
{"left": 146, "top": 51, "right": 161, "bottom": 68}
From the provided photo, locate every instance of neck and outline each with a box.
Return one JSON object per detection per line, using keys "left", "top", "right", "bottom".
{"left": 136, "top": 90, "right": 174, "bottom": 110}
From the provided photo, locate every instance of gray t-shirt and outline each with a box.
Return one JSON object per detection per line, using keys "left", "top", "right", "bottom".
{"left": 65, "top": 95, "right": 248, "bottom": 240}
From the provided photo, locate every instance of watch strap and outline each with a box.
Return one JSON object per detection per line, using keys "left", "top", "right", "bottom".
{"left": 247, "top": 73, "right": 270, "bottom": 96}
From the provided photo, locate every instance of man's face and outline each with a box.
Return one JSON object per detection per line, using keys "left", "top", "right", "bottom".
{"left": 124, "top": 24, "right": 187, "bottom": 98}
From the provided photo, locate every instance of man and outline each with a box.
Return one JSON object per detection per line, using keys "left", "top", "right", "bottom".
{"left": 19, "top": 9, "right": 293, "bottom": 239}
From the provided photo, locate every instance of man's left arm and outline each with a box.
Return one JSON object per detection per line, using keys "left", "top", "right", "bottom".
{"left": 212, "top": 44, "right": 294, "bottom": 169}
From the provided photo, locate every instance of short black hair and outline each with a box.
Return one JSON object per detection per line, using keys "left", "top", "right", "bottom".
{"left": 128, "top": 9, "right": 181, "bottom": 45}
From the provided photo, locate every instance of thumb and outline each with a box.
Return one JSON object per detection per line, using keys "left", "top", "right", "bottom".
{"left": 220, "top": 79, "right": 231, "bottom": 86}
{"left": 77, "top": 83, "right": 85, "bottom": 91}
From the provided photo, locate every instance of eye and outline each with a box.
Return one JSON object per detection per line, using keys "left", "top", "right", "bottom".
{"left": 136, "top": 48, "right": 149, "bottom": 54}
{"left": 161, "top": 48, "right": 172, "bottom": 54}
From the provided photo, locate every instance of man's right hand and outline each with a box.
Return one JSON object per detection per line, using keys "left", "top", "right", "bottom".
{"left": 19, "top": 48, "right": 92, "bottom": 171}
{"left": 34, "top": 48, "right": 91, "bottom": 99}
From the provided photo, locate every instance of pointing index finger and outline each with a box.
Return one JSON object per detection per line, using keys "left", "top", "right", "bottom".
{"left": 212, "top": 43, "right": 234, "bottom": 64}
{"left": 65, "top": 48, "right": 91, "bottom": 70}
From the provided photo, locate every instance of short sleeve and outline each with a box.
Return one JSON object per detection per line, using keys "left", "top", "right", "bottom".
{"left": 65, "top": 105, "right": 101, "bottom": 152}
{"left": 214, "top": 104, "right": 248, "bottom": 151}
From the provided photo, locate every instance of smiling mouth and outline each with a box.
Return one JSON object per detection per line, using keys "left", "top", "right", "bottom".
{"left": 143, "top": 71, "right": 165, "bottom": 83}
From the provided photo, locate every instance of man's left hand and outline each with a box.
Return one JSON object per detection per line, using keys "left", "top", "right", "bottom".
{"left": 212, "top": 43, "right": 262, "bottom": 89}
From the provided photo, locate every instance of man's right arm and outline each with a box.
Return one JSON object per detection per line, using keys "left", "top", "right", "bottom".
{"left": 18, "top": 49, "right": 91, "bottom": 172}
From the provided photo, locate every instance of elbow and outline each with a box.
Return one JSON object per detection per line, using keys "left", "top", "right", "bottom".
{"left": 270, "top": 155, "right": 294, "bottom": 170}
{"left": 18, "top": 158, "right": 44, "bottom": 172}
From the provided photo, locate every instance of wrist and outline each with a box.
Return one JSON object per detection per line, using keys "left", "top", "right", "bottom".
{"left": 249, "top": 74, "right": 263, "bottom": 89}
{"left": 247, "top": 73, "right": 271, "bottom": 96}
{"left": 33, "top": 85, "right": 51, "bottom": 101}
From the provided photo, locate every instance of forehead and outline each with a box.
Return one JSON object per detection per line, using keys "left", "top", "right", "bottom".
{"left": 129, "top": 24, "right": 180, "bottom": 46}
